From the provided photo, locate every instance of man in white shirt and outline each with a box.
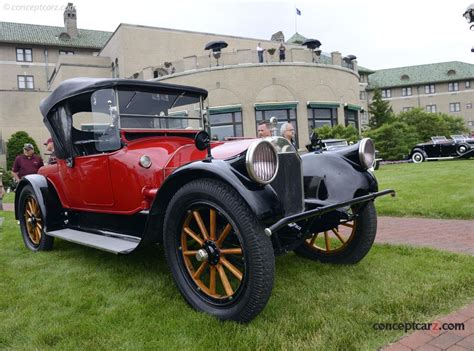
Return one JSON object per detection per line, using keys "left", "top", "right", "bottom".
{"left": 257, "top": 43, "right": 265, "bottom": 63}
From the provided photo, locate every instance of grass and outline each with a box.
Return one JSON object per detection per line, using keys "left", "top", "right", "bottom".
{"left": 374, "top": 159, "right": 474, "bottom": 219}
{"left": 1, "top": 210, "right": 474, "bottom": 350}
{"left": 1, "top": 191, "right": 14, "bottom": 204}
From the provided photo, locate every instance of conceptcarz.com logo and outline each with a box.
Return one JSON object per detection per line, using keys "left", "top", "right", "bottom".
{"left": 373, "top": 322, "right": 465, "bottom": 333}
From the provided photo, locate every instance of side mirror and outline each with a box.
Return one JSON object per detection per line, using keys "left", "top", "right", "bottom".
{"left": 194, "top": 131, "right": 210, "bottom": 151}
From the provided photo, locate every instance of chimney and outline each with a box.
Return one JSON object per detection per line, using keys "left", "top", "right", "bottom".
{"left": 63, "top": 3, "right": 78, "bottom": 38}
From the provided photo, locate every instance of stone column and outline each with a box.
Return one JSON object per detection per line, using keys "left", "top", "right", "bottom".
{"left": 331, "top": 51, "right": 342, "bottom": 66}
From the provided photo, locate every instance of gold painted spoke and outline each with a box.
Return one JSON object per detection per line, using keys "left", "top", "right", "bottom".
{"left": 216, "top": 224, "right": 232, "bottom": 247}
{"left": 324, "top": 231, "right": 330, "bottom": 251}
{"left": 220, "top": 248, "right": 242, "bottom": 255}
{"left": 183, "top": 227, "right": 204, "bottom": 246}
{"left": 182, "top": 250, "right": 198, "bottom": 256}
{"left": 309, "top": 233, "right": 318, "bottom": 246}
{"left": 193, "top": 261, "right": 208, "bottom": 279}
{"left": 27, "top": 201, "right": 34, "bottom": 215}
{"left": 332, "top": 228, "right": 346, "bottom": 244}
{"left": 209, "top": 266, "right": 217, "bottom": 295}
{"left": 217, "top": 264, "right": 234, "bottom": 296}
{"left": 210, "top": 209, "right": 216, "bottom": 241}
{"left": 193, "top": 210, "right": 209, "bottom": 241}
{"left": 25, "top": 208, "right": 33, "bottom": 217}
{"left": 220, "top": 257, "right": 243, "bottom": 281}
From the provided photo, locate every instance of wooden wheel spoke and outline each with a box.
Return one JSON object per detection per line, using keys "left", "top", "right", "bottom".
{"left": 220, "top": 257, "right": 243, "bottom": 281}
{"left": 216, "top": 224, "right": 232, "bottom": 247}
{"left": 217, "top": 264, "right": 234, "bottom": 296}
{"left": 210, "top": 209, "right": 216, "bottom": 241}
{"left": 220, "top": 248, "right": 242, "bottom": 255}
{"left": 193, "top": 261, "right": 208, "bottom": 279}
{"left": 309, "top": 233, "right": 318, "bottom": 246}
{"left": 182, "top": 250, "right": 198, "bottom": 256}
{"left": 193, "top": 210, "right": 209, "bottom": 241}
{"left": 341, "top": 222, "right": 354, "bottom": 228}
{"left": 184, "top": 227, "right": 204, "bottom": 246}
{"left": 324, "top": 231, "right": 330, "bottom": 251}
{"left": 209, "top": 266, "right": 216, "bottom": 295}
{"left": 27, "top": 201, "right": 34, "bottom": 215}
{"left": 332, "top": 228, "right": 346, "bottom": 244}
{"left": 25, "top": 208, "right": 33, "bottom": 217}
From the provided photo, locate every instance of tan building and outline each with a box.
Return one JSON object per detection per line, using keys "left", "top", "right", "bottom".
{"left": 365, "top": 62, "right": 474, "bottom": 132}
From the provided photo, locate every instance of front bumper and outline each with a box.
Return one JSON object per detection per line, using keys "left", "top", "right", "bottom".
{"left": 264, "top": 189, "right": 395, "bottom": 236}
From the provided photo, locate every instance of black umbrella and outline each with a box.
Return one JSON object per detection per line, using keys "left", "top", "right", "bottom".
{"left": 204, "top": 41, "right": 228, "bottom": 52}
{"left": 343, "top": 54, "right": 357, "bottom": 62}
{"left": 302, "top": 39, "right": 322, "bottom": 50}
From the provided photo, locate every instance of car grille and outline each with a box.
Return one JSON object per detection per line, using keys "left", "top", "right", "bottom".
{"left": 270, "top": 153, "right": 304, "bottom": 216}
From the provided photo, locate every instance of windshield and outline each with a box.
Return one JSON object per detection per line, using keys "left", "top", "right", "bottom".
{"left": 118, "top": 89, "right": 203, "bottom": 130}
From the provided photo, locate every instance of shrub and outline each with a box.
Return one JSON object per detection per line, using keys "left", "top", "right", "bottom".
{"left": 6, "top": 131, "right": 40, "bottom": 170}
{"left": 314, "top": 124, "right": 360, "bottom": 143}
{"left": 0, "top": 166, "right": 15, "bottom": 190}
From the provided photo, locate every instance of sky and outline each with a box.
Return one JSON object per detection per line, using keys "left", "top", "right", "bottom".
{"left": 1, "top": 0, "right": 473, "bottom": 70}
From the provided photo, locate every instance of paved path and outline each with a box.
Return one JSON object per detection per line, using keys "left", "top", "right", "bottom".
{"left": 2, "top": 204, "right": 474, "bottom": 349}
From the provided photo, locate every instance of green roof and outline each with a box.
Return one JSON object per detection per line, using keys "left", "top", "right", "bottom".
{"left": 367, "top": 61, "right": 474, "bottom": 90}
{"left": 286, "top": 32, "right": 307, "bottom": 45}
{"left": 358, "top": 65, "right": 375, "bottom": 74}
{"left": 0, "top": 21, "right": 112, "bottom": 49}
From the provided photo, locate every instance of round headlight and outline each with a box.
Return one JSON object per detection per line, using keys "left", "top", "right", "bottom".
{"left": 358, "top": 138, "right": 375, "bottom": 170}
{"left": 139, "top": 155, "right": 152, "bottom": 168}
{"left": 246, "top": 140, "right": 279, "bottom": 184}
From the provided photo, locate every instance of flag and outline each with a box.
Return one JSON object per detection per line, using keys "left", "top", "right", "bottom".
{"left": 296, "top": 8, "right": 301, "bottom": 16}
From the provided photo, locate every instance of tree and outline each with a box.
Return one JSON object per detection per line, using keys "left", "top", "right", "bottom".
{"left": 398, "top": 108, "right": 469, "bottom": 141}
{"left": 364, "top": 121, "right": 419, "bottom": 160}
{"left": 6, "top": 131, "right": 40, "bottom": 170}
{"left": 368, "top": 88, "right": 394, "bottom": 128}
{"left": 314, "top": 124, "right": 360, "bottom": 143}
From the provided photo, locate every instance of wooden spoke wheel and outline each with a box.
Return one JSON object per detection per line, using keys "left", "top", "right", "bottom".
{"left": 294, "top": 202, "right": 377, "bottom": 264}
{"left": 18, "top": 185, "right": 54, "bottom": 251}
{"left": 163, "top": 179, "right": 274, "bottom": 323}
{"left": 180, "top": 207, "right": 245, "bottom": 300}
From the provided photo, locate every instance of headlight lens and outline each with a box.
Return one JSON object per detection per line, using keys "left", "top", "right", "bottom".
{"left": 246, "top": 140, "right": 279, "bottom": 184}
{"left": 358, "top": 138, "right": 375, "bottom": 170}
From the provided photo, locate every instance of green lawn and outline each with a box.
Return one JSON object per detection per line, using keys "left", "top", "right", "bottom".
{"left": 1, "top": 191, "right": 14, "bottom": 204}
{"left": 1, "top": 211, "right": 473, "bottom": 350}
{"left": 374, "top": 159, "right": 474, "bottom": 219}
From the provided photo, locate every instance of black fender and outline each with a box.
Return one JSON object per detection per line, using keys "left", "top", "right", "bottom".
{"left": 301, "top": 152, "right": 378, "bottom": 204}
{"left": 15, "top": 175, "right": 64, "bottom": 230}
{"left": 410, "top": 148, "right": 427, "bottom": 159}
{"left": 141, "top": 159, "right": 282, "bottom": 245}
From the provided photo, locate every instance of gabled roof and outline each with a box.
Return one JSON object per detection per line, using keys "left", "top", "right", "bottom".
{"left": 286, "top": 32, "right": 307, "bottom": 45}
{"left": 0, "top": 21, "right": 112, "bottom": 49}
{"left": 367, "top": 61, "right": 474, "bottom": 89}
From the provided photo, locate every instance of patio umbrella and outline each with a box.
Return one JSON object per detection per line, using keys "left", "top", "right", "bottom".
{"left": 204, "top": 41, "right": 228, "bottom": 52}
{"left": 302, "top": 39, "right": 322, "bottom": 49}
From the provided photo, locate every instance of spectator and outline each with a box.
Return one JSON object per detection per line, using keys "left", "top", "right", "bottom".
{"left": 257, "top": 43, "right": 265, "bottom": 63}
{"left": 279, "top": 43, "right": 286, "bottom": 62}
{"left": 280, "top": 122, "right": 297, "bottom": 148}
{"left": 44, "top": 137, "right": 56, "bottom": 164}
{"left": 257, "top": 120, "right": 272, "bottom": 137}
{"left": 12, "top": 143, "right": 44, "bottom": 182}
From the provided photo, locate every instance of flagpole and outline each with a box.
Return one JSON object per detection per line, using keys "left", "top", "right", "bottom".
{"left": 295, "top": 6, "right": 297, "bottom": 33}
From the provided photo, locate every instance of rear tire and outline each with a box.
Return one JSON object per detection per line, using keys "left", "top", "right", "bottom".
{"left": 163, "top": 178, "right": 275, "bottom": 323}
{"left": 18, "top": 185, "right": 54, "bottom": 251}
{"left": 294, "top": 202, "right": 377, "bottom": 264}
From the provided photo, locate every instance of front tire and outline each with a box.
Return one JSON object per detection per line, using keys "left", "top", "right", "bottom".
{"left": 18, "top": 185, "right": 54, "bottom": 251}
{"left": 457, "top": 143, "right": 470, "bottom": 156}
{"left": 294, "top": 202, "right": 377, "bottom": 264}
{"left": 163, "top": 179, "right": 275, "bottom": 323}
{"left": 411, "top": 151, "right": 424, "bottom": 163}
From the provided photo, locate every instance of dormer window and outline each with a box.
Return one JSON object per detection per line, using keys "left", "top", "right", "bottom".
{"left": 447, "top": 69, "right": 456, "bottom": 76}
{"left": 401, "top": 74, "right": 410, "bottom": 81}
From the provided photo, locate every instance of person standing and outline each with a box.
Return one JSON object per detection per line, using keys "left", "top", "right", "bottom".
{"left": 279, "top": 43, "right": 286, "bottom": 62}
{"left": 257, "top": 120, "right": 272, "bottom": 137}
{"left": 12, "top": 143, "right": 44, "bottom": 182}
{"left": 44, "top": 137, "right": 56, "bottom": 164}
{"left": 257, "top": 43, "right": 265, "bottom": 63}
{"left": 280, "top": 122, "right": 297, "bottom": 148}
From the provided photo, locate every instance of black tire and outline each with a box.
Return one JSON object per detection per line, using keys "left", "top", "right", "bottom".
{"left": 163, "top": 178, "right": 275, "bottom": 323}
{"left": 411, "top": 151, "right": 424, "bottom": 163}
{"left": 18, "top": 185, "right": 54, "bottom": 251}
{"left": 294, "top": 202, "right": 377, "bottom": 264}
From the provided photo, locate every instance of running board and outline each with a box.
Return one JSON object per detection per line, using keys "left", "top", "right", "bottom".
{"left": 46, "top": 228, "right": 141, "bottom": 254}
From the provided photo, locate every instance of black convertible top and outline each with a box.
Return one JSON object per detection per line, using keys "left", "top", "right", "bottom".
{"left": 39, "top": 78, "right": 208, "bottom": 117}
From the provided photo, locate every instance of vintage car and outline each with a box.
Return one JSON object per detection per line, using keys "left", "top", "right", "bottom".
{"left": 15, "top": 78, "right": 394, "bottom": 323}
{"left": 409, "top": 135, "right": 474, "bottom": 163}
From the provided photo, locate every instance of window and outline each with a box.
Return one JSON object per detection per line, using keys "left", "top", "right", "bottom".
{"left": 449, "top": 103, "right": 461, "bottom": 112}
{"left": 425, "top": 84, "right": 435, "bottom": 94}
{"left": 17, "top": 75, "right": 34, "bottom": 89}
{"left": 256, "top": 107, "right": 298, "bottom": 145}
{"left": 59, "top": 50, "right": 74, "bottom": 55}
{"left": 381, "top": 89, "right": 391, "bottom": 98}
{"left": 209, "top": 111, "right": 243, "bottom": 141}
{"left": 402, "top": 107, "right": 413, "bottom": 112}
{"left": 466, "top": 81, "right": 471, "bottom": 89}
{"left": 426, "top": 104, "right": 437, "bottom": 113}
{"left": 16, "top": 48, "right": 32, "bottom": 62}
{"left": 308, "top": 108, "right": 338, "bottom": 129}
{"left": 344, "top": 108, "right": 358, "bottom": 129}
{"left": 359, "top": 91, "right": 366, "bottom": 100}
{"left": 466, "top": 103, "right": 472, "bottom": 109}
{"left": 401, "top": 87, "right": 412, "bottom": 96}
{"left": 448, "top": 82, "right": 459, "bottom": 92}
